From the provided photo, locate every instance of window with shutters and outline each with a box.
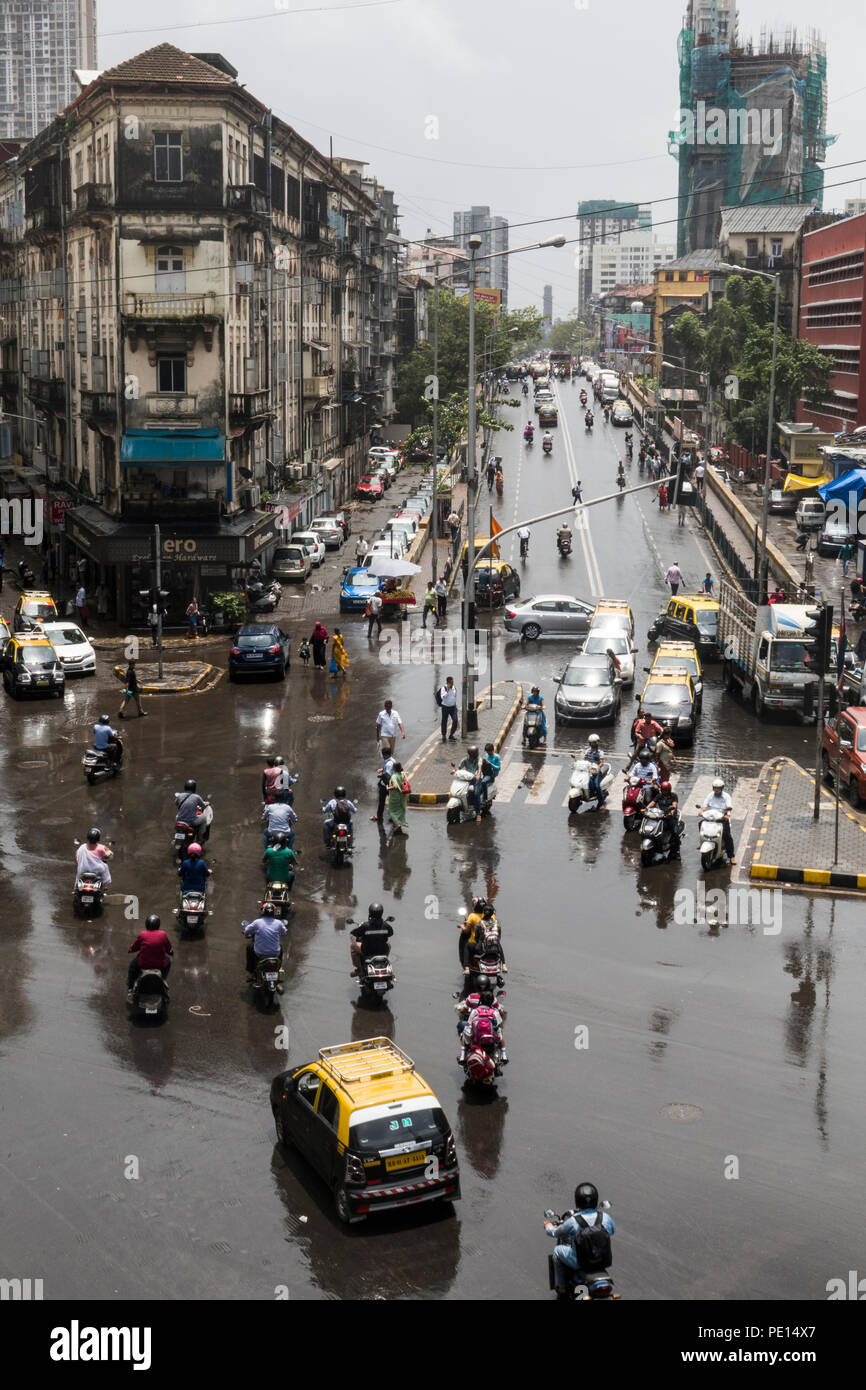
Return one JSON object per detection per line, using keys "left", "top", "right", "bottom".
{"left": 154, "top": 132, "right": 183, "bottom": 182}
{"left": 155, "top": 246, "right": 185, "bottom": 294}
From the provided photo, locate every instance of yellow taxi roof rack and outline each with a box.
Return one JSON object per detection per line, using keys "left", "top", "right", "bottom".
{"left": 318, "top": 1038, "right": 416, "bottom": 1088}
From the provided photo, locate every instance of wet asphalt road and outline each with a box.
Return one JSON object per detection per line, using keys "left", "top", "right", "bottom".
{"left": 2, "top": 379, "right": 865, "bottom": 1303}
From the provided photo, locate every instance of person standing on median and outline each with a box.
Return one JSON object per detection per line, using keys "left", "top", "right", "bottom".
{"left": 437, "top": 675, "right": 459, "bottom": 742}
{"left": 665, "top": 561, "right": 684, "bottom": 596}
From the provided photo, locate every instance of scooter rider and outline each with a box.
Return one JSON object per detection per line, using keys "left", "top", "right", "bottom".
{"left": 523, "top": 686, "right": 547, "bottom": 743}
{"left": 648, "top": 780, "right": 681, "bottom": 858}
{"left": 631, "top": 748, "right": 659, "bottom": 800}
{"left": 175, "top": 779, "right": 210, "bottom": 840}
{"left": 178, "top": 842, "right": 212, "bottom": 893}
{"left": 322, "top": 785, "right": 357, "bottom": 847}
{"left": 127, "top": 914, "right": 173, "bottom": 999}
{"left": 544, "top": 1182, "right": 615, "bottom": 1299}
{"left": 93, "top": 714, "right": 122, "bottom": 767}
{"left": 262, "top": 833, "right": 297, "bottom": 886}
{"left": 262, "top": 798, "right": 297, "bottom": 850}
{"left": 583, "top": 734, "right": 608, "bottom": 807}
{"left": 75, "top": 827, "right": 113, "bottom": 887}
{"left": 518, "top": 525, "right": 530, "bottom": 559}
{"left": 243, "top": 904, "right": 287, "bottom": 987}
{"left": 350, "top": 903, "right": 393, "bottom": 976}
{"left": 459, "top": 986, "right": 508, "bottom": 1066}
{"left": 699, "top": 777, "right": 736, "bottom": 864}
{"left": 557, "top": 522, "right": 572, "bottom": 553}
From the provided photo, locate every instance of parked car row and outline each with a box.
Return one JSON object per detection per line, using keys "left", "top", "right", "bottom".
{"left": 2, "top": 591, "right": 98, "bottom": 698}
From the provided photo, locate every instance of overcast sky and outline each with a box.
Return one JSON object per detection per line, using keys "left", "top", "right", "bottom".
{"left": 98, "top": 0, "right": 866, "bottom": 317}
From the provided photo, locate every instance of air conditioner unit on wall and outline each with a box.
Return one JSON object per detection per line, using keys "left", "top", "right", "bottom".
{"left": 239, "top": 485, "right": 261, "bottom": 509}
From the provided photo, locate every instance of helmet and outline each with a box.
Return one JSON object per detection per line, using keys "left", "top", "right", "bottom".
{"left": 275, "top": 834, "right": 288, "bottom": 848}
{"left": 638, "top": 749, "right": 651, "bottom": 763}
{"left": 574, "top": 1182, "right": 599, "bottom": 1210}
{"left": 588, "top": 734, "right": 600, "bottom": 745}
{"left": 145, "top": 914, "right": 161, "bottom": 931}
{"left": 367, "top": 903, "right": 384, "bottom": 921}
{"left": 467, "top": 746, "right": 479, "bottom": 761}
{"left": 187, "top": 842, "right": 202, "bottom": 857}
{"left": 263, "top": 901, "right": 277, "bottom": 915}
{"left": 274, "top": 755, "right": 285, "bottom": 766}
{"left": 99, "top": 713, "right": 110, "bottom": 724}
{"left": 482, "top": 904, "right": 496, "bottom": 920}
{"left": 184, "top": 779, "right": 197, "bottom": 792}
{"left": 660, "top": 781, "right": 671, "bottom": 794}
{"left": 712, "top": 777, "right": 725, "bottom": 790}
{"left": 471, "top": 897, "right": 487, "bottom": 914}
{"left": 334, "top": 786, "right": 346, "bottom": 799}
{"left": 87, "top": 827, "right": 101, "bottom": 843}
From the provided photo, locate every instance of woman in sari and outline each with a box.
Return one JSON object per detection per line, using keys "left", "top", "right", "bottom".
{"left": 331, "top": 628, "right": 350, "bottom": 674}
{"left": 386, "top": 761, "right": 409, "bottom": 837}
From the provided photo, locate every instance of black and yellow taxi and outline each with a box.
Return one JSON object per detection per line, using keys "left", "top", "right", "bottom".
{"left": 649, "top": 593, "right": 719, "bottom": 656}
{"left": 0, "top": 615, "right": 11, "bottom": 667}
{"left": 13, "top": 590, "right": 59, "bottom": 633}
{"left": 648, "top": 640, "right": 704, "bottom": 713}
{"left": 538, "top": 404, "right": 558, "bottom": 427}
{"left": 270, "top": 1038, "right": 460, "bottom": 1224}
{"left": 3, "top": 632, "right": 66, "bottom": 699}
{"left": 475, "top": 559, "right": 521, "bottom": 608}
{"left": 638, "top": 666, "right": 697, "bottom": 746}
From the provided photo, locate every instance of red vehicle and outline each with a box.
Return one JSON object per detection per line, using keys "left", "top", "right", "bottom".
{"left": 355, "top": 474, "right": 384, "bottom": 501}
{"left": 822, "top": 706, "right": 866, "bottom": 808}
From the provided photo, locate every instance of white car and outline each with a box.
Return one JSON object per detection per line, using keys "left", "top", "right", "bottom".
{"left": 580, "top": 630, "right": 637, "bottom": 685}
{"left": 369, "top": 446, "right": 401, "bottom": 463}
{"left": 364, "top": 535, "right": 408, "bottom": 564}
{"left": 38, "top": 620, "right": 96, "bottom": 676}
{"left": 290, "top": 532, "right": 326, "bottom": 566}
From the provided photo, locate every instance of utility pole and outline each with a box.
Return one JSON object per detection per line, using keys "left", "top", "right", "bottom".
{"left": 462, "top": 235, "right": 481, "bottom": 736}
{"left": 430, "top": 283, "right": 439, "bottom": 584}
{"left": 155, "top": 523, "right": 164, "bottom": 681}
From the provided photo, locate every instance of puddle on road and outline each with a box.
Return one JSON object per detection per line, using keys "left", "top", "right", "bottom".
{"left": 660, "top": 1103, "right": 704, "bottom": 1122}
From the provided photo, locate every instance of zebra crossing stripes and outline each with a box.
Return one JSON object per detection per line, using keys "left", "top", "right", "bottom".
{"left": 494, "top": 761, "right": 757, "bottom": 820}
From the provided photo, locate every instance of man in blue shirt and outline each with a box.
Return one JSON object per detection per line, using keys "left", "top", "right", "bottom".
{"left": 92, "top": 714, "right": 121, "bottom": 766}
{"left": 544, "top": 1181, "right": 615, "bottom": 1297}
{"left": 475, "top": 742, "right": 500, "bottom": 821}
{"left": 262, "top": 799, "right": 297, "bottom": 850}
{"left": 178, "top": 843, "right": 211, "bottom": 893}
{"left": 243, "top": 908, "right": 288, "bottom": 986}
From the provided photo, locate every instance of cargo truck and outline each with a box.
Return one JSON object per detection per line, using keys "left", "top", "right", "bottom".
{"left": 718, "top": 579, "right": 834, "bottom": 720}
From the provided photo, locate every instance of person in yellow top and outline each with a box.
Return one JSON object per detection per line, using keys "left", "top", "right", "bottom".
{"left": 331, "top": 628, "right": 350, "bottom": 674}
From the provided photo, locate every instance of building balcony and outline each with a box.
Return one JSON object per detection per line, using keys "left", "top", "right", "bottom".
{"left": 28, "top": 376, "right": 65, "bottom": 412}
{"left": 225, "top": 185, "right": 269, "bottom": 218}
{"left": 123, "top": 290, "right": 220, "bottom": 321}
{"left": 303, "top": 376, "right": 333, "bottom": 400}
{"left": 302, "top": 219, "right": 335, "bottom": 247}
{"left": 26, "top": 205, "right": 61, "bottom": 234}
{"left": 80, "top": 389, "right": 117, "bottom": 420}
{"left": 74, "top": 183, "right": 113, "bottom": 214}
{"left": 737, "top": 253, "right": 795, "bottom": 274}
{"left": 0, "top": 366, "right": 20, "bottom": 392}
{"left": 144, "top": 392, "right": 200, "bottom": 421}
{"left": 229, "top": 388, "right": 272, "bottom": 421}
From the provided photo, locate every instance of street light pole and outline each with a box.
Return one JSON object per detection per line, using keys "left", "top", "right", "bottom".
{"left": 430, "top": 282, "right": 440, "bottom": 585}
{"left": 463, "top": 235, "right": 481, "bottom": 734}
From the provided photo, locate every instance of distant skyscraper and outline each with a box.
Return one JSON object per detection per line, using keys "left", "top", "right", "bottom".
{"left": 453, "top": 206, "right": 509, "bottom": 307}
{"left": 0, "top": 0, "right": 98, "bottom": 140}
{"left": 576, "top": 200, "right": 650, "bottom": 309}
{"left": 542, "top": 284, "right": 553, "bottom": 326}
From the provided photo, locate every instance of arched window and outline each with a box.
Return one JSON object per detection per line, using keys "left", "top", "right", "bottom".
{"left": 155, "top": 246, "right": 185, "bottom": 294}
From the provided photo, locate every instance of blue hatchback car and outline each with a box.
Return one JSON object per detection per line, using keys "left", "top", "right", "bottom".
{"left": 229, "top": 624, "right": 291, "bottom": 680}
{"left": 340, "top": 567, "right": 387, "bottom": 612}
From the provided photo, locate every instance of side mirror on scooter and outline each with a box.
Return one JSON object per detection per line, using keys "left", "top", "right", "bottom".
{"left": 386, "top": 915, "right": 395, "bottom": 923}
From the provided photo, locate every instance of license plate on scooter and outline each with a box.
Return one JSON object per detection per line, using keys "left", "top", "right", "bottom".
{"left": 264, "top": 972, "right": 278, "bottom": 982}
{"left": 82, "top": 896, "right": 93, "bottom": 905}
{"left": 145, "top": 1005, "right": 158, "bottom": 1015}
{"left": 186, "top": 915, "right": 199, "bottom": 925}
{"left": 374, "top": 981, "right": 388, "bottom": 991}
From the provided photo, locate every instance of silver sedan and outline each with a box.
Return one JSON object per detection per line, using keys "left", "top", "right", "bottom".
{"left": 503, "top": 593, "right": 595, "bottom": 641}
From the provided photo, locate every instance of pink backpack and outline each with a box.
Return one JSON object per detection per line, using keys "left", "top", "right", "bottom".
{"left": 470, "top": 1006, "right": 497, "bottom": 1044}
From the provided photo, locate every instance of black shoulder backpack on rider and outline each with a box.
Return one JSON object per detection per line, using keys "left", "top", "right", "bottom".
{"left": 573, "top": 1211, "right": 612, "bottom": 1272}
{"left": 333, "top": 798, "right": 352, "bottom": 824}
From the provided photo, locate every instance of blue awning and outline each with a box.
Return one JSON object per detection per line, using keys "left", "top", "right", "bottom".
{"left": 818, "top": 468, "right": 866, "bottom": 503}
{"left": 120, "top": 429, "right": 226, "bottom": 467}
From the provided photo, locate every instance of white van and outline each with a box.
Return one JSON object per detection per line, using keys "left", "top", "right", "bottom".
{"left": 795, "top": 496, "right": 825, "bottom": 531}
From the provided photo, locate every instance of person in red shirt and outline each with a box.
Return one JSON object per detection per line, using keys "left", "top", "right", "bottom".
{"left": 630, "top": 708, "right": 665, "bottom": 756}
{"left": 127, "top": 914, "right": 173, "bottom": 996}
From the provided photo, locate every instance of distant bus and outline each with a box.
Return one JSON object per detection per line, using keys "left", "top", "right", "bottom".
{"left": 548, "top": 351, "right": 572, "bottom": 374}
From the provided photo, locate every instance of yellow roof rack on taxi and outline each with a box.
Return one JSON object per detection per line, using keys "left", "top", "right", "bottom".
{"left": 318, "top": 1038, "right": 416, "bottom": 1088}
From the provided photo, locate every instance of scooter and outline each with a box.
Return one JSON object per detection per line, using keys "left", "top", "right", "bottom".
{"left": 128, "top": 969, "right": 169, "bottom": 1020}
{"left": 265, "top": 880, "right": 294, "bottom": 921}
{"left": 468, "top": 946, "right": 506, "bottom": 995}
{"left": 697, "top": 805, "right": 728, "bottom": 871}
{"left": 245, "top": 580, "right": 281, "bottom": 613}
{"left": 524, "top": 429, "right": 534, "bottom": 447}
{"left": 82, "top": 733, "right": 124, "bottom": 785}
{"left": 557, "top": 532, "right": 572, "bottom": 556}
{"left": 519, "top": 534, "right": 530, "bottom": 561}
{"left": 542, "top": 438, "right": 553, "bottom": 455}
{"left": 74, "top": 872, "right": 105, "bottom": 917}
{"left": 18, "top": 559, "right": 36, "bottom": 586}
{"left": 543, "top": 1207, "right": 618, "bottom": 1300}
{"left": 523, "top": 707, "right": 545, "bottom": 749}
{"left": 359, "top": 953, "right": 395, "bottom": 1001}
{"left": 242, "top": 925, "right": 283, "bottom": 1004}
{"left": 622, "top": 777, "right": 652, "bottom": 830}
{"left": 585, "top": 416, "right": 594, "bottom": 433}
{"left": 639, "top": 805, "right": 684, "bottom": 866}
{"left": 568, "top": 759, "right": 613, "bottom": 814}
{"left": 617, "top": 470, "right": 626, "bottom": 490}
{"left": 177, "top": 889, "right": 208, "bottom": 933}
{"left": 446, "top": 768, "right": 497, "bottom": 825}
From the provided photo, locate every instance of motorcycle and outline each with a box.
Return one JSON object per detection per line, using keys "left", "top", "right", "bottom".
{"left": 519, "top": 534, "right": 530, "bottom": 561}
{"left": 523, "top": 707, "right": 545, "bottom": 749}
{"left": 622, "top": 777, "right": 652, "bottom": 830}
{"left": 543, "top": 1208, "right": 618, "bottom": 1300}
{"left": 616, "top": 470, "right": 626, "bottom": 491}
{"left": 242, "top": 924, "right": 282, "bottom": 1004}
{"left": 177, "top": 888, "right": 208, "bottom": 933}
{"left": 585, "top": 416, "right": 594, "bottom": 433}
{"left": 557, "top": 532, "right": 572, "bottom": 556}
{"left": 265, "top": 880, "right": 294, "bottom": 921}
{"left": 172, "top": 801, "right": 212, "bottom": 861}
{"left": 568, "top": 759, "right": 613, "bottom": 814}
{"left": 542, "top": 438, "right": 553, "bottom": 455}
{"left": 323, "top": 806, "right": 354, "bottom": 867}
{"left": 18, "top": 559, "right": 36, "bottom": 586}
{"left": 82, "top": 733, "right": 124, "bottom": 785}
{"left": 245, "top": 580, "right": 281, "bottom": 613}
{"left": 74, "top": 871, "right": 105, "bottom": 917}
{"left": 639, "top": 804, "right": 684, "bottom": 866}
{"left": 446, "top": 767, "right": 497, "bottom": 825}
{"left": 128, "top": 969, "right": 169, "bottom": 1020}
{"left": 697, "top": 805, "right": 728, "bottom": 871}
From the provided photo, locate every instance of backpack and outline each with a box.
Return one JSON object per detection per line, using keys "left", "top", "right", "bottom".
{"left": 470, "top": 1007, "right": 497, "bottom": 1044}
{"left": 573, "top": 1212, "right": 612, "bottom": 1273}
{"left": 434, "top": 686, "right": 443, "bottom": 707}
{"left": 333, "top": 798, "right": 352, "bottom": 824}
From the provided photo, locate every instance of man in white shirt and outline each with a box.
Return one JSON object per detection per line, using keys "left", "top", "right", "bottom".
{"left": 437, "top": 675, "right": 458, "bottom": 742}
{"left": 664, "top": 562, "right": 684, "bottom": 596}
{"left": 376, "top": 700, "right": 405, "bottom": 756}
{"left": 699, "top": 777, "right": 735, "bottom": 864}
{"left": 367, "top": 590, "right": 383, "bottom": 638}
{"left": 355, "top": 535, "right": 368, "bottom": 564}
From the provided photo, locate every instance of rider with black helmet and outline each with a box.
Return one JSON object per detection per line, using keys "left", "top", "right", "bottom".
{"left": 649, "top": 778, "right": 681, "bottom": 857}
{"left": 92, "top": 712, "right": 122, "bottom": 766}
{"left": 127, "top": 913, "right": 173, "bottom": 998}
{"left": 322, "top": 785, "right": 357, "bottom": 847}
{"left": 544, "top": 1182, "right": 615, "bottom": 1298}
{"left": 175, "top": 779, "right": 210, "bottom": 840}
{"left": 349, "top": 903, "right": 393, "bottom": 976}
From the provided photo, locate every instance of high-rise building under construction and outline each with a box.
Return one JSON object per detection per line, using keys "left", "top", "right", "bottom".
{"left": 670, "top": 2, "right": 830, "bottom": 255}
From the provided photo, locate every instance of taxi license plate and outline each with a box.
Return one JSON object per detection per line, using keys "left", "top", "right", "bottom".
{"left": 385, "top": 1151, "right": 425, "bottom": 1172}
{"left": 36, "top": 678, "right": 49, "bottom": 685}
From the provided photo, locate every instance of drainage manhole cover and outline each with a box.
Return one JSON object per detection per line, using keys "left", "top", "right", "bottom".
{"left": 660, "top": 1103, "right": 704, "bottom": 1123}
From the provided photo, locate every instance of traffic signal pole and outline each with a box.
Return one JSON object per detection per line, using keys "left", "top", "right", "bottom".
{"left": 155, "top": 523, "right": 164, "bottom": 682}
{"left": 813, "top": 663, "right": 826, "bottom": 822}
{"left": 809, "top": 601, "right": 832, "bottom": 822}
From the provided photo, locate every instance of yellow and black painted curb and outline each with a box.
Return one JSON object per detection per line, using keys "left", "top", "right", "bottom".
{"left": 407, "top": 681, "right": 524, "bottom": 805}
{"left": 747, "top": 757, "right": 866, "bottom": 892}
{"left": 113, "top": 663, "right": 215, "bottom": 694}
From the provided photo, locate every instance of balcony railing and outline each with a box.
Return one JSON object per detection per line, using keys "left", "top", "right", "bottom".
{"left": 123, "top": 291, "right": 219, "bottom": 320}
{"left": 144, "top": 393, "right": 200, "bottom": 420}
{"left": 28, "top": 376, "right": 65, "bottom": 411}
{"left": 229, "top": 388, "right": 271, "bottom": 420}
{"left": 226, "top": 185, "right": 269, "bottom": 217}
{"left": 302, "top": 219, "right": 334, "bottom": 246}
{"left": 303, "top": 376, "right": 333, "bottom": 399}
{"left": 74, "top": 183, "right": 112, "bottom": 213}
{"left": 80, "top": 389, "right": 117, "bottom": 419}
{"left": 26, "top": 205, "right": 61, "bottom": 233}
